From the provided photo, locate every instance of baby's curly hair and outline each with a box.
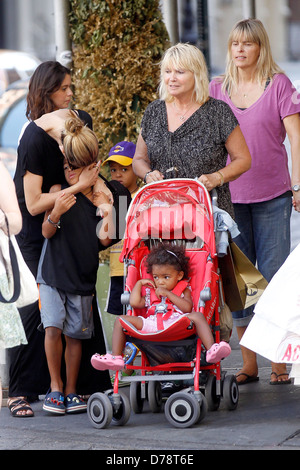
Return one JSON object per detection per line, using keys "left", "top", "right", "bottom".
{"left": 146, "top": 243, "right": 190, "bottom": 279}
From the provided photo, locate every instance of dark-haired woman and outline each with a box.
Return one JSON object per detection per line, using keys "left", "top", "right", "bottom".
{"left": 7, "top": 62, "right": 110, "bottom": 417}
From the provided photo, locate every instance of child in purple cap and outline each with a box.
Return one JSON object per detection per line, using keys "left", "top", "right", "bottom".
{"left": 101, "top": 141, "right": 139, "bottom": 383}
{"left": 103, "top": 141, "right": 138, "bottom": 195}
{"left": 102, "top": 141, "right": 139, "bottom": 326}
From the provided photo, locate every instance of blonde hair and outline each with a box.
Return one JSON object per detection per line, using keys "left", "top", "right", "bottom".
{"left": 61, "top": 112, "right": 99, "bottom": 168}
{"left": 158, "top": 43, "right": 209, "bottom": 105}
{"left": 222, "top": 18, "right": 284, "bottom": 96}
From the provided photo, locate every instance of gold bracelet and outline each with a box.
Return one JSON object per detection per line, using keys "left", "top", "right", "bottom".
{"left": 216, "top": 170, "right": 224, "bottom": 187}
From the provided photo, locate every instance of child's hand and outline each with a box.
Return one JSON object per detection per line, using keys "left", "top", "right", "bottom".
{"left": 155, "top": 286, "right": 170, "bottom": 298}
{"left": 139, "top": 279, "right": 155, "bottom": 288}
{"left": 54, "top": 192, "right": 76, "bottom": 216}
{"left": 95, "top": 191, "right": 113, "bottom": 217}
{"left": 93, "top": 176, "right": 113, "bottom": 204}
{"left": 79, "top": 163, "right": 100, "bottom": 189}
{"left": 97, "top": 203, "right": 112, "bottom": 219}
{"left": 93, "top": 190, "right": 112, "bottom": 208}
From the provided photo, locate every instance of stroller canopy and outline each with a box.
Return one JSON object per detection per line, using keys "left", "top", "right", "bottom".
{"left": 120, "top": 179, "right": 216, "bottom": 260}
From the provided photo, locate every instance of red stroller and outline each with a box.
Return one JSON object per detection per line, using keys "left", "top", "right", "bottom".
{"left": 87, "top": 179, "right": 239, "bottom": 429}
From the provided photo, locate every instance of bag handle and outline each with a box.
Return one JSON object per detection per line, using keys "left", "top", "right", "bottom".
{"left": 0, "top": 214, "right": 21, "bottom": 303}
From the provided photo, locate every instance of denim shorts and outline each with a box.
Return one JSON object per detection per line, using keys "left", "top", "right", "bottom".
{"left": 39, "top": 283, "right": 94, "bottom": 339}
{"left": 232, "top": 195, "right": 292, "bottom": 327}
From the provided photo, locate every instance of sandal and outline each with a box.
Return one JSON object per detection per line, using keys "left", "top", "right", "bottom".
{"left": 270, "top": 372, "right": 291, "bottom": 385}
{"left": 65, "top": 394, "right": 87, "bottom": 414}
{"left": 43, "top": 390, "right": 65, "bottom": 415}
{"left": 8, "top": 397, "right": 34, "bottom": 418}
{"left": 236, "top": 372, "right": 259, "bottom": 385}
{"left": 91, "top": 352, "right": 124, "bottom": 371}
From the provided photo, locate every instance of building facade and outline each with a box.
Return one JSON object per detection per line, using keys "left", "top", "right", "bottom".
{"left": 0, "top": 0, "right": 299, "bottom": 73}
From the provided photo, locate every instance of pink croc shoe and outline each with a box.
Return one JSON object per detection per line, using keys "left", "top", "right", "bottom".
{"left": 91, "top": 353, "right": 124, "bottom": 371}
{"left": 206, "top": 341, "right": 231, "bottom": 364}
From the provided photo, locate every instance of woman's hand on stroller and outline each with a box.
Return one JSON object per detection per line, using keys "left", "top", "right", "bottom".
{"left": 198, "top": 172, "right": 224, "bottom": 191}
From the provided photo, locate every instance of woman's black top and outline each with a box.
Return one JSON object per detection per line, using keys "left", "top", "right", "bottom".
{"left": 13, "top": 110, "right": 92, "bottom": 261}
{"left": 141, "top": 98, "right": 239, "bottom": 217}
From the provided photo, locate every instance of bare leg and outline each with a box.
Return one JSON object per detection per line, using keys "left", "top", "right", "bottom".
{"left": 187, "top": 311, "right": 215, "bottom": 350}
{"left": 44, "top": 326, "right": 64, "bottom": 393}
{"left": 91, "top": 316, "right": 144, "bottom": 371}
{"left": 236, "top": 326, "right": 258, "bottom": 383}
{"left": 64, "top": 336, "right": 82, "bottom": 396}
{"left": 112, "top": 316, "right": 143, "bottom": 356}
{"left": 187, "top": 311, "right": 231, "bottom": 363}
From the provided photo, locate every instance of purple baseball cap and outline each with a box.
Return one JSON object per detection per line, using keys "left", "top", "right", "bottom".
{"left": 102, "top": 141, "right": 136, "bottom": 166}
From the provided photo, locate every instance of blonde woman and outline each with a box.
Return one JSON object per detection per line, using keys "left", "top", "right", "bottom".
{"left": 133, "top": 42, "right": 251, "bottom": 218}
{"left": 209, "top": 19, "right": 300, "bottom": 385}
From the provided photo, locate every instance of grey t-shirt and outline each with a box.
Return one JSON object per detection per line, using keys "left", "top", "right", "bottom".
{"left": 141, "top": 97, "right": 239, "bottom": 217}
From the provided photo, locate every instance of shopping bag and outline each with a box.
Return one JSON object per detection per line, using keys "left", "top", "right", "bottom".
{"left": 218, "top": 241, "right": 268, "bottom": 311}
{"left": 240, "top": 315, "right": 300, "bottom": 363}
{"left": 241, "top": 243, "right": 300, "bottom": 364}
{"left": 0, "top": 219, "right": 21, "bottom": 304}
{"left": 11, "top": 235, "right": 39, "bottom": 308}
{"left": 0, "top": 215, "right": 38, "bottom": 308}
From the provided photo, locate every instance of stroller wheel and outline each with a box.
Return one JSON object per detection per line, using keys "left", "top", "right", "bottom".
{"left": 87, "top": 392, "right": 113, "bottom": 429}
{"left": 111, "top": 392, "right": 131, "bottom": 426}
{"left": 205, "top": 375, "right": 221, "bottom": 411}
{"left": 164, "top": 391, "right": 201, "bottom": 428}
{"left": 148, "top": 381, "right": 162, "bottom": 413}
{"left": 130, "top": 381, "right": 146, "bottom": 413}
{"left": 222, "top": 374, "right": 239, "bottom": 410}
{"left": 195, "top": 391, "right": 208, "bottom": 423}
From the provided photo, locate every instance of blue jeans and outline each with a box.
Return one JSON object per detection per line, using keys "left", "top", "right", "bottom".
{"left": 232, "top": 196, "right": 292, "bottom": 327}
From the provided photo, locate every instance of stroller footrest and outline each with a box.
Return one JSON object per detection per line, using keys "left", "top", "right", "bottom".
{"left": 120, "top": 373, "right": 195, "bottom": 382}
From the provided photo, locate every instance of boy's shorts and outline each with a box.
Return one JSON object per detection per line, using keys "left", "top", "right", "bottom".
{"left": 39, "top": 284, "right": 94, "bottom": 340}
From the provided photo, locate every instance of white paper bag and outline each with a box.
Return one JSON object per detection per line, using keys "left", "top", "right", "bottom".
{"left": 240, "top": 243, "right": 300, "bottom": 363}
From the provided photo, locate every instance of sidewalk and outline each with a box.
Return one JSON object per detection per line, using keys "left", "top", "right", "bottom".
{"left": 1, "top": 330, "right": 300, "bottom": 451}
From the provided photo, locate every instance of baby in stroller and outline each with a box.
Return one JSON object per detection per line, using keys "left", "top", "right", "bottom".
{"left": 91, "top": 243, "right": 231, "bottom": 371}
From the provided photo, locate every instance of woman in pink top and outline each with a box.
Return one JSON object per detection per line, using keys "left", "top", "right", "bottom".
{"left": 210, "top": 19, "right": 300, "bottom": 385}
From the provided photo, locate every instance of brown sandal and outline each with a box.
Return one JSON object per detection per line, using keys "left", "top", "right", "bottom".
{"left": 8, "top": 397, "right": 34, "bottom": 417}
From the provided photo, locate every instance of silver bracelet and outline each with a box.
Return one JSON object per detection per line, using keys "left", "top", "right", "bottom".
{"left": 47, "top": 215, "right": 60, "bottom": 228}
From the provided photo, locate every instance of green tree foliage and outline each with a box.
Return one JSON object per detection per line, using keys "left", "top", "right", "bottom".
{"left": 69, "top": 0, "right": 169, "bottom": 161}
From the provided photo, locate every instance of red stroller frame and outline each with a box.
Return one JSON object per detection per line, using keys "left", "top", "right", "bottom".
{"left": 87, "top": 179, "right": 239, "bottom": 429}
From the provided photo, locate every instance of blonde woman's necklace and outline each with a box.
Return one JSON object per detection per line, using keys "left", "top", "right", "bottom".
{"left": 173, "top": 101, "right": 194, "bottom": 122}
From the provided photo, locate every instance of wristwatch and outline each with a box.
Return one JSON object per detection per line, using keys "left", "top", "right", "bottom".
{"left": 292, "top": 184, "right": 300, "bottom": 192}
